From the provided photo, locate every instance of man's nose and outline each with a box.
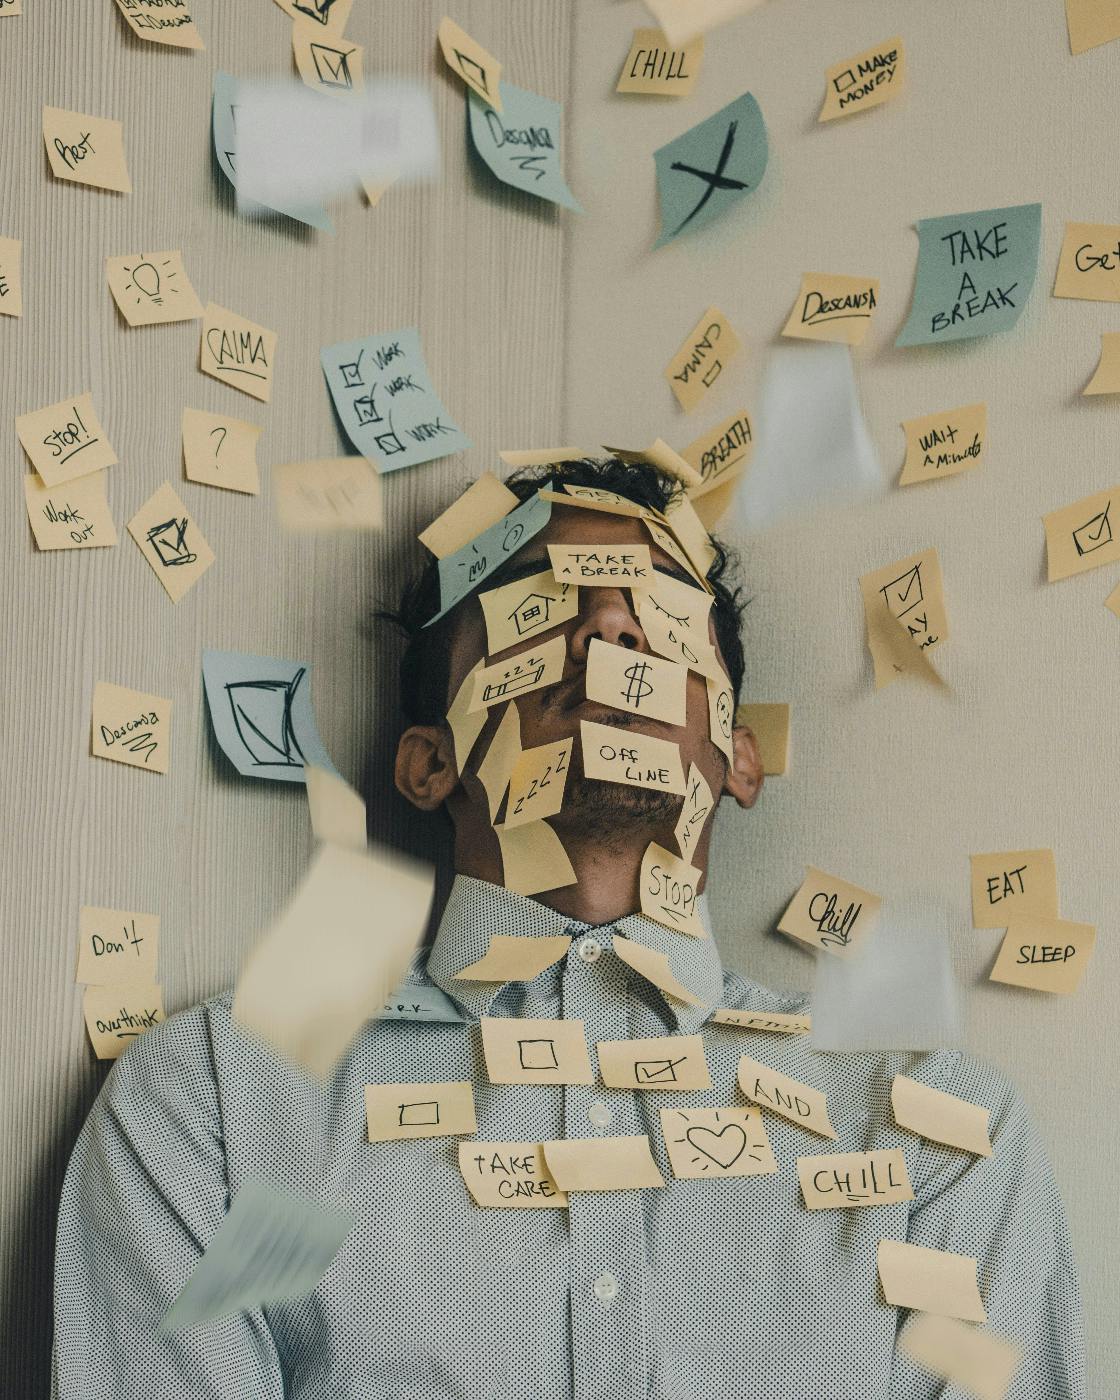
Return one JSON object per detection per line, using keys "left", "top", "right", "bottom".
{"left": 567, "top": 587, "right": 648, "bottom": 663}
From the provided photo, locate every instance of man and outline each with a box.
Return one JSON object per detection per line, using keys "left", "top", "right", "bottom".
{"left": 54, "top": 458, "right": 1084, "bottom": 1399}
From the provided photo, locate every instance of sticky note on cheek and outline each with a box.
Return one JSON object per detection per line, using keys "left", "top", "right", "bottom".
{"left": 969, "top": 849, "right": 1058, "bottom": 927}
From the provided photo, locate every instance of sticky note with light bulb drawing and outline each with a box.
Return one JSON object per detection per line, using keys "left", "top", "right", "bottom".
{"left": 105, "top": 251, "right": 204, "bottom": 326}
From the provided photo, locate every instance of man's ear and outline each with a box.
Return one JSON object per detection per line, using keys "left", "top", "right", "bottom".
{"left": 395, "top": 725, "right": 460, "bottom": 811}
{"left": 723, "top": 724, "right": 764, "bottom": 809}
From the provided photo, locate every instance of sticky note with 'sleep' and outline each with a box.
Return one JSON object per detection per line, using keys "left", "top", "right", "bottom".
{"left": 988, "top": 914, "right": 1096, "bottom": 995}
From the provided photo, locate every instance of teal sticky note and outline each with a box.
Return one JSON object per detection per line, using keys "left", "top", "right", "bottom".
{"left": 467, "top": 81, "right": 582, "bottom": 211}
{"left": 896, "top": 203, "right": 1042, "bottom": 346}
{"left": 653, "top": 91, "right": 768, "bottom": 248}
{"left": 428, "top": 490, "right": 553, "bottom": 625}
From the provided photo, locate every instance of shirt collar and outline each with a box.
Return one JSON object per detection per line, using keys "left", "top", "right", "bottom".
{"left": 425, "top": 874, "right": 726, "bottom": 1034}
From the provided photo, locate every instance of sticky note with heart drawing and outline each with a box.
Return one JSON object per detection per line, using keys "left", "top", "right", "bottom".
{"left": 658, "top": 1106, "right": 776, "bottom": 1180}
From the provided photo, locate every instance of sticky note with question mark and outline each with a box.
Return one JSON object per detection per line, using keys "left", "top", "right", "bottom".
{"left": 182, "top": 408, "right": 262, "bottom": 495}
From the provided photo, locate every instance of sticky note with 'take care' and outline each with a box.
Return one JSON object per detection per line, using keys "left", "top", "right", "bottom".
{"left": 459, "top": 1142, "right": 567, "bottom": 1208}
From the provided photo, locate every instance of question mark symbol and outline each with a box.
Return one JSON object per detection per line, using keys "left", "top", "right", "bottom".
{"left": 209, "top": 426, "right": 227, "bottom": 459}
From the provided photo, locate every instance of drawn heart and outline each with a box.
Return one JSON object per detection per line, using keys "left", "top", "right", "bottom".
{"left": 685, "top": 1123, "right": 747, "bottom": 1169}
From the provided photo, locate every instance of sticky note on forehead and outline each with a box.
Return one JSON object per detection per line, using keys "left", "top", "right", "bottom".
{"left": 548, "top": 543, "right": 652, "bottom": 584}
{"left": 969, "top": 849, "right": 1058, "bottom": 927}
{"left": 430, "top": 490, "right": 552, "bottom": 623}
{"left": 419, "top": 473, "right": 518, "bottom": 558}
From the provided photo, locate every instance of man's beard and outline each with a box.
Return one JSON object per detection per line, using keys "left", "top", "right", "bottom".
{"left": 549, "top": 774, "right": 682, "bottom": 845}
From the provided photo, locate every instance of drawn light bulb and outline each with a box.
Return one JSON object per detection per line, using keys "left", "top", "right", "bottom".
{"left": 130, "top": 260, "right": 162, "bottom": 305}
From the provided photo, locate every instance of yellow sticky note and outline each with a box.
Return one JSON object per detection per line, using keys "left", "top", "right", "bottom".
{"left": 360, "top": 174, "right": 395, "bottom": 207}
{"left": 706, "top": 674, "right": 735, "bottom": 765}
{"left": 1043, "top": 484, "right": 1120, "bottom": 580}
{"left": 200, "top": 303, "right": 276, "bottom": 402}
{"left": 664, "top": 307, "right": 741, "bottom": 412}
{"left": 76, "top": 906, "right": 159, "bottom": 984}
{"left": 437, "top": 16, "right": 502, "bottom": 111}
{"left": 419, "top": 472, "right": 518, "bottom": 558}
{"left": 899, "top": 1314, "right": 1021, "bottom": 1400}
{"left": 499, "top": 446, "right": 585, "bottom": 468}
{"left": 778, "top": 865, "right": 882, "bottom": 958}
{"left": 106, "top": 250, "right": 203, "bottom": 326}
{"left": 365, "top": 1081, "right": 476, "bottom": 1141}
{"left": 663, "top": 491, "right": 717, "bottom": 582}
{"left": 446, "top": 659, "right": 487, "bottom": 773}
{"left": 660, "top": 1105, "right": 775, "bottom": 1179}
{"left": 0, "top": 235, "right": 22, "bottom": 317}
{"left": 548, "top": 542, "right": 653, "bottom": 586}
{"left": 781, "top": 273, "right": 881, "bottom": 346}
{"left": 1083, "top": 332, "right": 1120, "bottom": 394}
{"left": 736, "top": 702, "right": 789, "bottom": 776}
{"left": 480, "top": 1016, "right": 593, "bottom": 1085}
{"left": 182, "top": 408, "right": 261, "bottom": 495}
{"left": 1053, "top": 222, "right": 1120, "bottom": 301}
{"left": 613, "top": 936, "right": 701, "bottom": 1006}
{"left": 458, "top": 1141, "right": 567, "bottom": 1208}
{"left": 891, "top": 1074, "right": 992, "bottom": 1157}
{"left": 1107, "top": 579, "right": 1120, "bottom": 617}
{"left": 818, "top": 37, "right": 904, "bottom": 122}
{"left": 455, "top": 934, "right": 571, "bottom": 983}
{"left": 16, "top": 392, "right": 117, "bottom": 486}
{"left": 113, "top": 0, "right": 205, "bottom": 49}
{"left": 470, "top": 635, "right": 566, "bottom": 712}
{"left": 798, "top": 1150, "right": 913, "bottom": 1209}
{"left": 737, "top": 1054, "right": 837, "bottom": 1138}
{"left": 479, "top": 570, "right": 577, "bottom": 654}
{"left": 543, "top": 1135, "right": 665, "bottom": 1191}
{"left": 127, "top": 481, "right": 215, "bottom": 602}
{"left": 83, "top": 983, "right": 164, "bottom": 1059}
{"left": 24, "top": 472, "right": 117, "bottom": 551}
{"left": 505, "top": 739, "right": 571, "bottom": 829}
{"left": 969, "top": 849, "right": 1058, "bottom": 927}
{"left": 90, "top": 681, "right": 172, "bottom": 774}
{"left": 682, "top": 410, "right": 754, "bottom": 500}
{"left": 616, "top": 27, "right": 702, "bottom": 95}
{"left": 602, "top": 439, "right": 703, "bottom": 489}
{"left": 580, "top": 719, "right": 686, "bottom": 795}
{"left": 899, "top": 403, "right": 986, "bottom": 486}
{"left": 0, "top": 0, "right": 22, "bottom": 15}
{"left": 1065, "top": 0, "right": 1120, "bottom": 55}
{"left": 43, "top": 106, "right": 132, "bottom": 193}
{"left": 586, "top": 639, "right": 688, "bottom": 727}
{"left": 305, "top": 764, "right": 366, "bottom": 850}
{"left": 494, "top": 818, "right": 577, "bottom": 896}
{"left": 597, "top": 1033, "right": 711, "bottom": 1090}
{"left": 644, "top": 0, "right": 761, "bottom": 46}
{"left": 989, "top": 915, "right": 1096, "bottom": 996}
{"left": 270, "top": 0, "right": 353, "bottom": 32}
{"left": 710, "top": 1007, "right": 811, "bottom": 1033}
{"left": 552, "top": 483, "right": 654, "bottom": 517}
{"left": 640, "top": 841, "right": 706, "bottom": 938}
{"left": 475, "top": 702, "right": 521, "bottom": 822}
{"left": 293, "top": 21, "right": 363, "bottom": 94}
{"left": 636, "top": 572, "right": 720, "bottom": 678}
{"left": 859, "top": 548, "right": 948, "bottom": 688}
{"left": 673, "top": 763, "right": 713, "bottom": 863}
{"left": 877, "top": 1239, "right": 986, "bottom": 1323}
{"left": 273, "top": 457, "right": 383, "bottom": 532}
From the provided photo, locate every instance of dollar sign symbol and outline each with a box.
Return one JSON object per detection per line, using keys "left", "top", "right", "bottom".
{"left": 622, "top": 661, "right": 653, "bottom": 708}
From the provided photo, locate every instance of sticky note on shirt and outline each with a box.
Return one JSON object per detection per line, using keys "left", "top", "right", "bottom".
{"left": 470, "top": 634, "right": 566, "bottom": 712}
{"left": 83, "top": 983, "right": 164, "bottom": 1059}
{"left": 597, "top": 1033, "right": 711, "bottom": 1090}
{"left": 877, "top": 1238, "right": 986, "bottom": 1323}
{"left": 200, "top": 303, "right": 276, "bottom": 402}
{"left": 548, "top": 543, "right": 652, "bottom": 585}
{"left": 504, "top": 739, "right": 571, "bottom": 828}
{"left": 617, "top": 27, "right": 702, "bottom": 96}
{"left": 737, "top": 1054, "right": 837, "bottom": 1138}
{"left": 673, "top": 763, "right": 713, "bottom": 862}
{"left": 818, "top": 37, "right": 904, "bottom": 122}
{"left": 580, "top": 720, "right": 686, "bottom": 795}
{"left": 660, "top": 1106, "right": 775, "bottom": 1179}
{"left": 182, "top": 408, "right": 261, "bottom": 494}
{"left": 43, "top": 106, "right": 132, "bottom": 193}
{"left": 16, "top": 392, "right": 117, "bottom": 486}
{"left": 459, "top": 1142, "right": 567, "bottom": 1208}
{"left": 778, "top": 866, "right": 882, "bottom": 958}
{"left": 106, "top": 250, "right": 203, "bottom": 326}
{"left": 859, "top": 547, "right": 948, "bottom": 688}
{"left": 899, "top": 403, "right": 986, "bottom": 486}
{"left": 989, "top": 915, "right": 1096, "bottom": 995}
{"left": 455, "top": 933, "right": 570, "bottom": 983}
{"left": 113, "top": 0, "right": 205, "bottom": 49}
{"left": 798, "top": 1150, "right": 913, "bottom": 1209}
{"left": 292, "top": 23, "right": 363, "bottom": 94}
{"left": 273, "top": 457, "right": 383, "bottom": 532}
{"left": 128, "top": 482, "right": 215, "bottom": 602}
{"left": 438, "top": 16, "right": 502, "bottom": 109}
{"left": 664, "top": 307, "right": 741, "bottom": 412}
{"left": 586, "top": 639, "right": 688, "bottom": 726}
{"left": 24, "top": 471, "right": 117, "bottom": 551}
{"left": 1044, "top": 484, "right": 1120, "bottom": 580}
{"left": 480, "top": 570, "right": 577, "bottom": 654}
{"left": 76, "top": 905, "right": 159, "bottom": 984}
{"left": 781, "top": 273, "right": 880, "bottom": 346}
{"left": 480, "top": 1015, "right": 593, "bottom": 1085}
{"left": 653, "top": 91, "right": 767, "bottom": 248}
{"left": 970, "top": 849, "right": 1058, "bottom": 927}
{"left": 543, "top": 1135, "right": 664, "bottom": 1190}
{"left": 420, "top": 473, "right": 518, "bottom": 558}
{"left": 736, "top": 702, "right": 789, "bottom": 776}
{"left": 711, "top": 1007, "right": 811, "bottom": 1033}
{"left": 891, "top": 1074, "right": 992, "bottom": 1157}
{"left": 365, "top": 1081, "right": 476, "bottom": 1141}
{"left": 1083, "top": 333, "right": 1120, "bottom": 395}
{"left": 0, "top": 236, "right": 22, "bottom": 317}
{"left": 91, "top": 681, "right": 171, "bottom": 774}
{"left": 613, "top": 936, "right": 701, "bottom": 1006}
{"left": 899, "top": 1314, "right": 1021, "bottom": 1400}
{"left": 641, "top": 841, "right": 706, "bottom": 938}
{"left": 467, "top": 81, "right": 581, "bottom": 211}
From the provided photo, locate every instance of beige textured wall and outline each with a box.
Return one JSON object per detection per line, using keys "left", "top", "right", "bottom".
{"left": 566, "top": 0, "right": 1115, "bottom": 1393}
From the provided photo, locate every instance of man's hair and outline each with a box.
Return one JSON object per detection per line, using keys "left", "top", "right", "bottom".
{"left": 383, "top": 457, "right": 747, "bottom": 727}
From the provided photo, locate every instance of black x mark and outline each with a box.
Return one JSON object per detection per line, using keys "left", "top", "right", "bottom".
{"left": 668, "top": 119, "right": 748, "bottom": 236}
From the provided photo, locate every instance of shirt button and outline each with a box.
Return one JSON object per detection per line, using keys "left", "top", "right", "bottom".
{"left": 578, "top": 938, "right": 602, "bottom": 964}
{"left": 593, "top": 1271, "right": 619, "bottom": 1303}
{"left": 588, "top": 1101, "right": 612, "bottom": 1128}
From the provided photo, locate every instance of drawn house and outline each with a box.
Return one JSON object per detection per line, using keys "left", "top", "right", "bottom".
{"left": 509, "top": 592, "right": 555, "bottom": 636}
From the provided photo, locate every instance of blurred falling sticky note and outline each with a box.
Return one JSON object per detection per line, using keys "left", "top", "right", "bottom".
{"left": 305, "top": 764, "right": 366, "bottom": 849}
{"left": 899, "top": 402, "right": 986, "bottom": 486}
{"left": 989, "top": 914, "right": 1096, "bottom": 995}
{"left": 270, "top": 0, "right": 354, "bottom": 31}
{"left": 1065, "top": 0, "right": 1120, "bottom": 54}
{"left": 1043, "top": 483, "right": 1120, "bottom": 579}
{"left": 543, "top": 1135, "right": 664, "bottom": 1190}
{"left": 233, "top": 841, "right": 434, "bottom": 1077}
{"left": 614, "top": 935, "right": 701, "bottom": 1006}
{"left": 899, "top": 1314, "right": 1021, "bottom": 1400}
{"left": 778, "top": 865, "right": 881, "bottom": 958}
{"left": 597, "top": 1033, "right": 711, "bottom": 1090}
{"left": 42, "top": 106, "right": 132, "bottom": 193}
{"left": 455, "top": 933, "right": 570, "bottom": 982}
{"left": 797, "top": 1150, "right": 913, "bottom": 1209}
{"left": 664, "top": 306, "right": 741, "bottom": 412}
{"left": 470, "top": 635, "right": 566, "bottom": 712}
{"left": 480, "top": 1015, "right": 592, "bottom": 1085}
{"left": 16, "top": 391, "right": 117, "bottom": 486}
{"left": 432, "top": 490, "right": 553, "bottom": 622}
{"left": 616, "top": 27, "right": 702, "bottom": 96}
{"left": 1083, "top": 332, "right": 1120, "bottom": 393}
{"left": 360, "top": 174, "right": 396, "bottom": 206}
{"left": 106, "top": 250, "right": 203, "bottom": 326}
{"left": 438, "top": 16, "right": 502, "bottom": 110}
{"left": 0, "top": 235, "right": 22, "bottom": 317}
{"left": 781, "top": 273, "right": 880, "bottom": 346}
{"left": 292, "top": 22, "right": 363, "bottom": 95}
{"left": 468, "top": 81, "right": 581, "bottom": 211}
{"left": 475, "top": 700, "right": 521, "bottom": 821}
{"left": 211, "top": 71, "right": 333, "bottom": 233}
{"left": 969, "top": 849, "right": 1058, "bottom": 927}
{"left": 200, "top": 303, "right": 276, "bottom": 403}
{"left": 1053, "top": 221, "right": 1120, "bottom": 300}
{"left": 128, "top": 482, "right": 215, "bottom": 602}
{"left": 644, "top": 0, "right": 761, "bottom": 45}
{"left": 891, "top": 1074, "right": 992, "bottom": 1157}
{"left": 83, "top": 983, "right": 164, "bottom": 1059}
{"left": 877, "top": 1239, "right": 986, "bottom": 1323}
{"left": 202, "top": 648, "right": 337, "bottom": 783}
{"left": 182, "top": 408, "right": 261, "bottom": 495}
{"left": 653, "top": 91, "right": 767, "bottom": 248}
{"left": 581, "top": 719, "right": 686, "bottom": 795}
{"left": 818, "top": 37, "right": 904, "bottom": 122}
{"left": 90, "top": 680, "right": 171, "bottom": 774}
{"left": 419, "top": 472, "right": 517, "bottom": 558}
{"left": 113, "top": 0, "right": 204, "bottom": 48}
{"left": 586, "top": 638, "right": 688, "bottom": 725}
{"left": 76, "top": 905, "right": 159, "bottom": 985}
{"left": 494, "top": 818, "right": 577, "bottom": 895}
{"left": 660, "top": 1105, "right": 775, "bottom": 1178}
{"left": 736, "top": 1055, "right": 837, "bottom": 1138}
{"left": 446, "top": 659, "right": 486, "bottom": 772}
{"left": 641, "top": 841, "right": 706, "bottom": 938}
{"left": 161, "top": 1180, "right": 353, "bottom": 1332}
{"left": 458, "top": 1141, "right": 568, "bottom": 1207}
{"left": 896, "top": 203, "right": 1042, "bottom": 347}
{"left": 859, "top": 547, "right": 948, "bottom": 688}
{"left": 505, "top": 739, "right": 572, "bottom": 828}
{"left": 480, "top": 570, "right": 577, "bottom": 653}
{"left": 273, "top": 457, "right": 382, "bottom": 531}
{"left": 24, "top": 471, "right": 117, "bottom": 551}
{"left": 365, "top": 1080, "right": 477, "bottom": 1141}
{"left": 735, "top": 702, "right": 789, "bottom": 775}
{"left": 321, "top": 326, "right": 470, "bottom": 472}
{"left": 673, "top": 763, "right": 713, "bottom": 864}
